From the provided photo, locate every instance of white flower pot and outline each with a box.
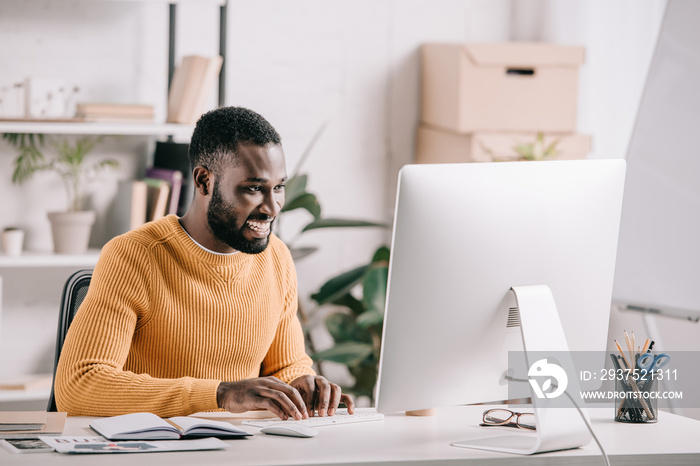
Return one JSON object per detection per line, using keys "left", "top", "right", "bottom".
{"left": 47, "top": 211, "right": 96, "bottom": 254}
{"left": 1, "top": 229, "right": 25, "bottom": 256}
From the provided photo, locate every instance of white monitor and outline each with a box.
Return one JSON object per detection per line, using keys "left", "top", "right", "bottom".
{"left": 375, "top": 160, "right": 626, "bottom": 454}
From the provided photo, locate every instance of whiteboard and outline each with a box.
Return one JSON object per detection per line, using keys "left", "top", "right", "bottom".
{"left": 613, "top": 0, "right": 700, "bottom": 315}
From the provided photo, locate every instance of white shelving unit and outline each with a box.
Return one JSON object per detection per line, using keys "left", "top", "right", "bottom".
{"left": 0, "top": 250, "right": 101, "bottom": 268}
{"left": 0, "top": 121, "right": 194, "bottom": 137}
{"left": 0, "top": 0, "right": 228, "bottom": 406}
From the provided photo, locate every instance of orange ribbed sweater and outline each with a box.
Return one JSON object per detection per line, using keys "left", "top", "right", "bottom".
{"left": 55, "top": 215, "right": 314, "bottom": 417}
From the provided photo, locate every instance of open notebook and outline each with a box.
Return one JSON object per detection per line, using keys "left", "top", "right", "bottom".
{"left": 90, "top": 413, "right": 251, "bottom": 440}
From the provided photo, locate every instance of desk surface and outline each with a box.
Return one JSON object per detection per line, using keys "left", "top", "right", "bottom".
{"left": 3, "top": 406, "right": 700, "bottom": 465}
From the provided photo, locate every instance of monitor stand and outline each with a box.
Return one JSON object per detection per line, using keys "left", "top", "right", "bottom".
{"left": 452, "top": 285, "right": 592, "bottom": 455}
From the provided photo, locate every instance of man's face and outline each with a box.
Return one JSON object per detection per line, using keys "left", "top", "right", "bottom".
{"left": 206, "top": 143, "right": 287, "bottom": 254}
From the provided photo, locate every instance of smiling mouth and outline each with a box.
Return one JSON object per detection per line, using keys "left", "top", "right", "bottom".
{"left": 246, "top": 219, "right": 272, "bottom": 235}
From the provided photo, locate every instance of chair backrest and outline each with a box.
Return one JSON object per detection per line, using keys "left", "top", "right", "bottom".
{"left": 47, "top": 269, "right": 92, "bottom": 412}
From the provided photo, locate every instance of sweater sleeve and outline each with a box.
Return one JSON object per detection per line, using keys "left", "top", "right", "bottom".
{"left": 54, "top": 236, "right": 221, "bottom": 417}
{"left": 259, "top": 244, "right": 315, "bottom": 383}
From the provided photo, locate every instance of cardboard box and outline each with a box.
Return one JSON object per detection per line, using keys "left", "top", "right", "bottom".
{"left": 415, "top": 125, "right": 591, "bottom": 164}
{"left": 421, "top": 42, "right": 585, "bottom": 133}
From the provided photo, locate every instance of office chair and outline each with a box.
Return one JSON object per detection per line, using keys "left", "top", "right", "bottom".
{"left": 47, "top": 269, "right": 93, "bottom": 412}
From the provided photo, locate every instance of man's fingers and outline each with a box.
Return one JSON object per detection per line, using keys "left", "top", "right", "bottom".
{"left": 257, "top": 388, "right": 303, "bottom": 420}
{"left": 340, "top": 393, "right": 355, "bottom": 415}
{"left": 262, "top": 377, "right": 308, "bottom": 418}
{"left": 292, "top": 376, "right": 316, "bottom": 418}
{"left": 314, "top": 377, "right": 332, "bottom": 417}
{"left": 327, "top": 383, "right": 342, "bottom": 416}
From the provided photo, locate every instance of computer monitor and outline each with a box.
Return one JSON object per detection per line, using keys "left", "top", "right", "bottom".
{"left": 375, "top": 159, "right": 626, "bottom": 454}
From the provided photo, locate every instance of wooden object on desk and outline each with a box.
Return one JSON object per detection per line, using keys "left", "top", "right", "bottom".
{"left": 0, "top": 412, "right": 46, "bottom": 431}
{"left": 405, "top": 408, "right": 436, "bottom": 416}
{"left": 0, "top": 412, "right": 66, "bottom": 439}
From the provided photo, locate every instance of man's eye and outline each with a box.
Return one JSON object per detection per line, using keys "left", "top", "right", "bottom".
{"left": 246, "top": 186, "right": 262, "bottom": 192}
{"left": 275, "top": 184, "right": 286, "bottom": 191}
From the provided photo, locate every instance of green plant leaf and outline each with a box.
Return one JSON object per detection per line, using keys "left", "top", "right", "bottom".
{"left": 289, "top": 246, "right": 318, "bottom": 261}
{"left": 347, "top": 363, "right": 379, "bottom": 397}
{"left": 311, "top": 264, "right": 369, "bottom": 305}
{"left": 371, "top": 245, "right": 390, "bottom": 264}
{"left": 301, "top": 218, "right": 389, "bottom": 232}
{"left": 311, "top": 341, "right": 374, "bottom": 364}
{"left": 97, "top": 159, "right": 119, "bottom": 170}
{"left": 12, "top": 145, "right": 47, "bottom": 184}
{"left": 284, "top": 174, "right": 308, "bottom": 204}
{"left": 281, "top": 192, "right": 321, "bottom": 218}
{"left": 544, "top": 138, "right": 561, "bottom": 159}
{"left": 362, "top": 265, "right": 388, "bottom": 313}
{"left": 356, "top": 310, "right": 384, "bottom": 328}
{"left": 331, "top": 293, "right": 365, "bottom": 317}
{"left": 325, "top": 312, "right": 372, "bottom": 344}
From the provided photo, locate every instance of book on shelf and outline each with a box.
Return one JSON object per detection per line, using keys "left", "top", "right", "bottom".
{"left": 0, "top": 412, "right": 46, "bottom": 432}
{"left": 89, "top": 413, "right": 251, "bottom": 440}
{"left": 0, "top": 412, "right": 66, "bottom": 439}
{"left": 167, "top": 55, "right": 223, "bottom": 124}
{"left": 76, "top": 103, "right": 154, "bottom": 116}
{"left": 76, "top": 102, "right": 155, "bottom": 123}
{"left": 153, "top": 141, "right": 192, "bottom": 215}
{"left": 112, "top": 180, "right": 148, "bottom": 235}
{"left": 145, "top": 167, "right": 183, "bottom": 216}
{"left": 143, "top": 178, "right": 170, "bottom": 222}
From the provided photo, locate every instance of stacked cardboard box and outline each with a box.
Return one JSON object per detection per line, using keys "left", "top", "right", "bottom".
{"left": 416, "top": 42, "right": 590, "bottom": 164}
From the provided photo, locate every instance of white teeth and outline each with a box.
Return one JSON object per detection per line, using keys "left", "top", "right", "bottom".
{"left": 247, "top": 220, "right": 271, "bottom": 232}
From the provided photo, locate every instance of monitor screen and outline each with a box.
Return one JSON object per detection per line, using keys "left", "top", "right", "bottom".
{"left": 376, "top": 159, "right": 626, "bottom": 414}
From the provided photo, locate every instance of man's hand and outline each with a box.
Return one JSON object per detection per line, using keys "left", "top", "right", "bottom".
{"left": 217, "top": 377, "right": 308, "bottom": 420}
{"left": 290, "top": 375, "right": 355, "bottom": 418}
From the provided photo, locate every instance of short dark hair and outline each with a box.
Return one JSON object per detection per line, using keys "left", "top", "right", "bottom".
{"left": 188, "top": 106, "right": 281, "bottom": 176}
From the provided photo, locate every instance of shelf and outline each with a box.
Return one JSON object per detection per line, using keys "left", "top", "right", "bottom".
{"left": 0, "top": 250, "right": 100, "bottom": 268}
{"left": 51, "top": 0, "right": 226, "bottom": 5}
{"left": 0, "top": 388, "right": 50, "bottom": 403}
{"left": 0, "top": 121, "right": 195, "bottom": 137}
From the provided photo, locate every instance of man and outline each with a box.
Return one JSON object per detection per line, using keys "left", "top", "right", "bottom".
{"left": 56, "top": 106, "right": 354, "bottom": 420}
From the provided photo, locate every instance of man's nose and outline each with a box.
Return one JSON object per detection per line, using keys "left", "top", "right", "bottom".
{"left": 260, "top": 192, "right": 282, "bottom": 217}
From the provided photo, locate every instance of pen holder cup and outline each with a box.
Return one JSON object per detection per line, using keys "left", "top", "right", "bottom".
{"left": 614, "top": 376, "right": 658, "bottom": 423}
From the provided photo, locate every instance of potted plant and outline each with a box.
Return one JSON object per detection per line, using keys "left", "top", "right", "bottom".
{"left": 272, "top": 121, "right": 390, "bottom": 399}
{"left": 3, "top": 133, "right": 118, "bottom": 254}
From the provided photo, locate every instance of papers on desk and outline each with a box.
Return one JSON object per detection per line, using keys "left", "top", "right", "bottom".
{"left": 40, "top": 436, "right": 229, "bottom": 454}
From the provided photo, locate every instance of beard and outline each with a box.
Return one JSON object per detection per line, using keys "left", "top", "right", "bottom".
{"left": 206, "top": 181, "right": 272, "bottom": 254}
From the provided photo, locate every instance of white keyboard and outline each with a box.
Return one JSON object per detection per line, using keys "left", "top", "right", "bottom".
{"left": 242, "top": 409, "right": 384, "bottom": 428}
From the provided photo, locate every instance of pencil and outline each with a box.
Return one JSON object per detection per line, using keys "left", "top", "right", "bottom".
{"left": 632, "top": 331, "right": 636, "bottom": 357}
{"left": 615, "top": 339, "right": 631, "bottom": 369}
{"left": 641, "top": 339, "right": 651, "bottom": 353}
{"left": 623, "top": 331, "right": 635, "bottom": 366}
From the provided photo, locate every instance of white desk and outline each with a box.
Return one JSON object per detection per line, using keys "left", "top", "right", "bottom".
{"left": 3, "top": 406, "right": 700, "bottom": 465}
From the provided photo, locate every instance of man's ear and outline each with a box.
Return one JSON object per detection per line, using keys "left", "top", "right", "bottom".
{"left": 193, "top": 166, "right": 212, "bottom": 196}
